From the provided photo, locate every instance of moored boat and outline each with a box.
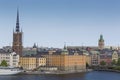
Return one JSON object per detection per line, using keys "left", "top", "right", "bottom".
{"left": 0, "top": 67, "right": 23, "bottom": 75}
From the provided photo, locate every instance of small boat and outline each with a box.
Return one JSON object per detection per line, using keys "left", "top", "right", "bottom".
{"left": 0, "top": 67, "right": 23, "bottom": 75}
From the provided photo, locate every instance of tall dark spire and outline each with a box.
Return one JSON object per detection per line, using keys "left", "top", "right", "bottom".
{"left": 13, "top": 8, "right": 23, "bottom": 56}
{"left": 16, "top": 9, "right": 20, "bottom": 32}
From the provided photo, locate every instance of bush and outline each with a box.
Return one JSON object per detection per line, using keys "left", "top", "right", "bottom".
{"left": 113, "top": 66, "right": 120, "bottom": 70}
{"left": 0, "top": 60, "right": 8, "bottom": 67}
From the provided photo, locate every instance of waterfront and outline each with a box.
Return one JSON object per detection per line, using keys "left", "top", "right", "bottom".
{"left": 0, "top": 71, "right": 120, "bottom": 80}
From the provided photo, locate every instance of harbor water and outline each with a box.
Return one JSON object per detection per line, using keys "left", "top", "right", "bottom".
{"left": 0, "top": 71, "right": 120, "bottom": 80}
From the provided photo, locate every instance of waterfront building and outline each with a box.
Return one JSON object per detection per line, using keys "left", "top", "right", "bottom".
{"left": 91, "top": 51, "right": 100, "bottom": 66}
{"left": 20, "top": 57, "right": 46, "bottom": 70}
{"left": 20, "top": 57, "right": 36, "bottom": 70}
{"left": 43, "top": 46, "right": 86, "bottom": 71}
{"left": 0, "top": 52, "right": 19, "bottom": 67}
{"left": 98, "top": 34, "right": 104, "bottom": 50}
{"left": 44, "top": 55, "right": 86, "bottom": 71}
{"left": 12, "top": 9, "right": 23, "bottom": 56}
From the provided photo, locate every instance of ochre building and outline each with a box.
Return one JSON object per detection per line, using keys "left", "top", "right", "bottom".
{"left": 44, "top": 54, "right": 86, "bottom": 71}
{"left": 20, "top": 57, "right": 46, "bottom": 70}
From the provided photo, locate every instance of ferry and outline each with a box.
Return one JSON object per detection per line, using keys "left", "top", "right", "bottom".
{"left": 0, "top": 67, "right": 23, "bottom": 75}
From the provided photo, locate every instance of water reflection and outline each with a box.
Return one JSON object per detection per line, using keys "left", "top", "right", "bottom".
{"left": 0, "top": 71, "right": 120, "bottom": 80}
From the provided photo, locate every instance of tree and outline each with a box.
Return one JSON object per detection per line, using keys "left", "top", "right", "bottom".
{"left": 111, "top": 59, "right": 116, "bottom": 65}
{"left": 0, "top": 60, "right": 8, "bottom": 67}
{"left": 100, "top": 61, "right": 106, "bottom": 66}
{"left": 117, "top": 58, "right": 120, "bottom": 66}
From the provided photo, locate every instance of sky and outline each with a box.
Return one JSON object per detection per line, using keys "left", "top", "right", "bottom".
{"left": 0, "top": 0, "right": 120, "bottom": 48}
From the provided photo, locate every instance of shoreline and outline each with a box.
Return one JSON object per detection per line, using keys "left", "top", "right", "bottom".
{"left": 20, "top": 69, "right": 92, "bottom": 75}
{"left": 94, "top": 69, "right": 120, "bottom": 73}
{"left": 18, "top": 69, "right": 120, "bottom": 75}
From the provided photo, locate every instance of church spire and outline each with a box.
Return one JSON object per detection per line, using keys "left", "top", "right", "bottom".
{"left": 62, "top": 43, "right": 68, "bottom": 55}
{"left": 16, "top": 9, "right": 20, "bottom": 32}
{"left": 98, "top": 34, "right": 105, "bottom": 50}
{"left": 99, "top": 34, "right": 104, "bottom": 42}
{"left": 13, "top": 8, "right": 23, "bottom": 56}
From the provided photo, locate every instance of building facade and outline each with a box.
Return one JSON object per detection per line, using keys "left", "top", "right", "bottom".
{"left": 20, "top": 57, "right": 46, "bottom": 70}
{"left": 100, "top": 53, "right": 112, "bottom": 65}
{"left": 44, "top": 54, "right": 86, "bottom": 71}
{"left": 0, "top": 52, "right": 19, "bottom": 67}
{"left": 91, "top": 51, "right": 100, "bottom": 66}
{"left": 20, "top": 57, "right": 36, "bottom": 70}
{"left": 42, "top": 46, "right": 86, "bottom": 71}
{"left": 36, "top": 57, "right": 46, "bottom": 67}
{"left": 12, "top": 10, "right": 23, "bottom": 56}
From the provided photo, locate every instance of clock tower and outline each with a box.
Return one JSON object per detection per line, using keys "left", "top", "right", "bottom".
{"left": 98, "top": 34, "right": 104, "bottom": 50}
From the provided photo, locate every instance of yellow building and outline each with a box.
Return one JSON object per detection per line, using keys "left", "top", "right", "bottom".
{"left": 36, "top": 57, "right": 46, "bottom": 67}
{"left": 44, "top": 54, "right": 86, "bottom": 71}
{"left": 20, "top": 57, "right": 46, "bottom": 70}
{"left": 20, "top": 57, "right": 36, "bottom": 70}
{"left": 42, "top": 45, "right": 86, "bottom": 71}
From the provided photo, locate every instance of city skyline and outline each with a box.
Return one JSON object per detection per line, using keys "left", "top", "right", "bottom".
{"left": 0, "top": 0, "right": 120, "bottom": 48}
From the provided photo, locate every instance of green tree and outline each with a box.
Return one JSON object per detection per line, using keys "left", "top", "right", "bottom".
{"left": 117, "top": 58, "right": 120, "bottom": 66}
{"left": 111, "top": 59, "right": 116, "bottom": 65}
{"left": 0, "top": 60, "right": 8, "bottom": 67}
{"left": 100, "top": 61, "right": 106, "bottom": 66}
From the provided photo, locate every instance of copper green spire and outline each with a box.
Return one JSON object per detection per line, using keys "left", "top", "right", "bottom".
{"left": 61, "top": 43, "right": 68, "bottom": 55}
{"left": 99, "top": 34, "right": 104, "bottom": 42}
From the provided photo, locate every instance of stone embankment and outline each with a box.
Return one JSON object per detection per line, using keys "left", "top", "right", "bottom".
{"left": 20, "top": 69, "right": 92, "bottom": 75}
{"left": 94, "top": 69, "right": 120, "bottom": 73}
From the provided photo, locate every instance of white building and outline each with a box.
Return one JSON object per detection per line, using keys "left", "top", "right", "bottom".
{"left": 0, "top": 52, "right": 19, "bottom": 67}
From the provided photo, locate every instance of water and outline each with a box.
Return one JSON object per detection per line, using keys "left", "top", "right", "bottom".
{"left": 0, "top": 71, "right": 120, "bottom": 80}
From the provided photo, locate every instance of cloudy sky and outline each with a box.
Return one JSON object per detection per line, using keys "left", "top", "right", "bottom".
{"left": 0, "top": 0, "right": 120, "bottom": 48}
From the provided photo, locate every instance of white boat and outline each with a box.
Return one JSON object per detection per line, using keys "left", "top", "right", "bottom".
{"left": 0, "top": 67, "right": 22, "bottom": 75}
